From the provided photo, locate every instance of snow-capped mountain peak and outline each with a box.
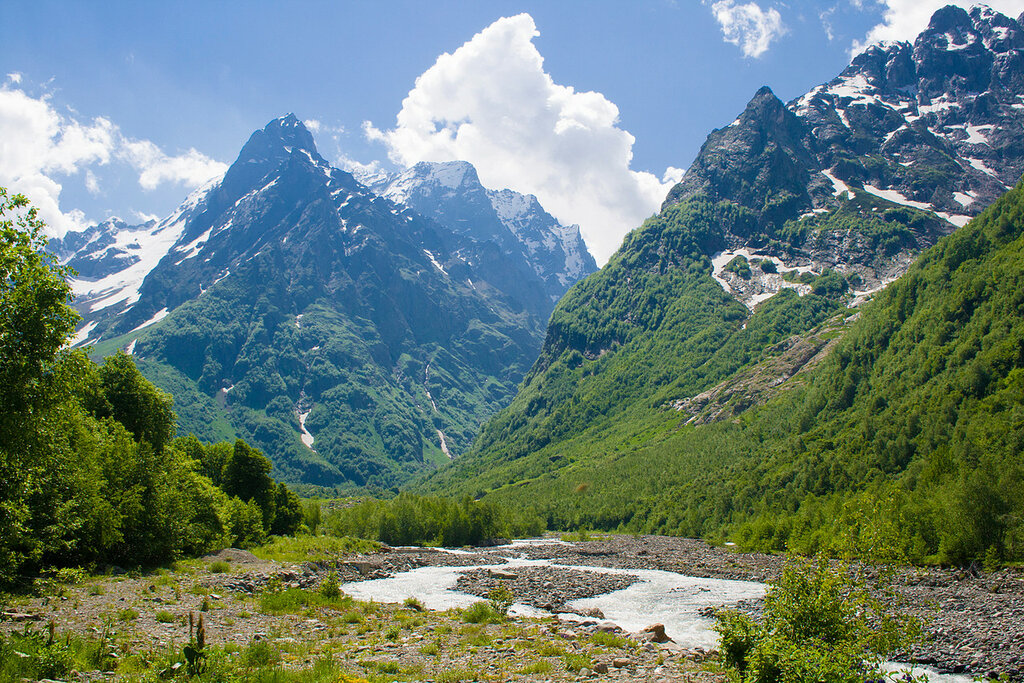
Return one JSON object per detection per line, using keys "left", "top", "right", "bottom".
{"left": 366, "top": 159, "right": 596, "bottom": 301}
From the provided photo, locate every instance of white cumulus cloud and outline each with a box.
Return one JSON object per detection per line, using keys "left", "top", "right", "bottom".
{"left": 0, "top": 87, "right": 116, "bottom": 236}
{"left": 0, "top": 82, "right": 226, "bottom": 237}
{"left": 852, "top": 0, "right": 1024, "bottom": 54}
{"left": 365, "top": 13, "right": 676, "bottom": 264}
{"left": 710, "top": 0, "right": 787, "bottom": 58}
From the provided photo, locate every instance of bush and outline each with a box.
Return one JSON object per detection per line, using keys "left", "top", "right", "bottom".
{"left": 487, "top": 585, "right": 514, "bottom": 616}
{"left": 209, "top": 560, "right": 230, "bottom": 574}
{"left": 715, "top": 553, "right": 922, "bottom": 683}
{"left": 461, "top": 601, "right": 504, "bottom": 624}
{"left": 319, "top": 573, "right": 341, "bottom": 599}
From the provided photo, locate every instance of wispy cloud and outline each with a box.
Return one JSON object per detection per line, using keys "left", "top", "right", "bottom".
{"left": 119, "top": 139, "right": 226, "bottom": 191}
{"left": 365, "top": 13, "right": 676, "bottom": 264}
{"left": 0, "top": 81, "right": 226, "bottom": 237}
{"left": 710, "top": 0, "right": 787, "bottom": 58}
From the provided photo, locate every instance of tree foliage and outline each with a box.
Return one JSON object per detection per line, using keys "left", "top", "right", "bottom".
{"left": 715, "top": 553, "right": 922, "bottom": 683}
{"left": 324, "top": 492, "right": 543, "bottom": 547}
{"left": 0, "top": 190, "right": 302, "bottom": 585}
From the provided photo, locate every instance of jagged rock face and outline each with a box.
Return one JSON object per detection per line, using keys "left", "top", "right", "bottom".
{"left": 367, "top": 160, "right": 596, "bottom": 304}
{"left": 62, "top": 115, "right": 556, "bottom": 488}
{"left": 664, "top": 5, "right": 1024, "bottom": 298}
{"left": 50, "top": 217, "right": 155, "bottom": 280}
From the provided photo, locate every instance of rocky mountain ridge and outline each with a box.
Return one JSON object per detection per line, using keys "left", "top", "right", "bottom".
{"left": 365, "top": 160, "right": 596, "bottom": 303}
{"left": 665, "top": 4, "right": 1024, "bottom": 306}
{"left": 52, "top": 115, "right": 590, "bottom": 488}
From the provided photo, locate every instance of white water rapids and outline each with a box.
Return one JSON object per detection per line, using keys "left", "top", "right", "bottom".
{"left": 340, "top": 541, "right": 972, "bottom": 683}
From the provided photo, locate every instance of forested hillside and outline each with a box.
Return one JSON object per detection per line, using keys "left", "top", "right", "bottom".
{"left": 424, "top": 181, "right": 1024, "bottom": 564}
{"left": 419, "top": 195, "right": 856, "bottom": 496}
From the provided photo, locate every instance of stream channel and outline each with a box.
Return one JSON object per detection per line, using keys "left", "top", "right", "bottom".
{"left": 341, "top": 540, "right": 972, "bottom": 683}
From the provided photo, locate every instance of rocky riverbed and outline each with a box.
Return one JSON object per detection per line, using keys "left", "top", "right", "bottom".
{"left": 2, "top": 535, "right": 1021, "bottom": 681}
{"left": 336, "top": 535, "right": 1024, "bottom": 680}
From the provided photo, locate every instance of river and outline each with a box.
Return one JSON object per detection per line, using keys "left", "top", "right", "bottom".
{"left": 341, "top": 540, "right": 973, "bottom": 683}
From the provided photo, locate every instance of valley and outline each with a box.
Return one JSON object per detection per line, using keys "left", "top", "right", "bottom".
{"left": 4, "top": 4, "right": 1024, "bottom": 683}
{"left": 3, "top": 537, "right": 1021, "bottom": 681}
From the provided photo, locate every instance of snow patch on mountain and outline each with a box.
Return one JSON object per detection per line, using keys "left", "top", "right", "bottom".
{"left": 297, "top": 409, "right": 315, "bottom": 450}
{"left": 130, "top": 307, "right": 169, "bottom": 333}
{"left": 423, "top": 250, "right": 447, "bottom": 275}
{"left": 70, "top": 177, "right": 220, "bottom": 318}
{"left": 69, "top": 320, "right": 98, "bottom": 347}
{"left": 711, "top": 249, "right": 815, "bottom": 311}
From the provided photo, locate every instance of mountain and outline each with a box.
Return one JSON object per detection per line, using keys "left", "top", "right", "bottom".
{"left": 56, "top": 115, "right": 589, "bottom": 489}
{"left": 662, "top": 4, "right": 1024, "bottom": 308}
{"left": 419, "top": 5, "right": 1024, "bottom": 544}
{"left": 364, "top": 160, "right": 596, "bottom": 303}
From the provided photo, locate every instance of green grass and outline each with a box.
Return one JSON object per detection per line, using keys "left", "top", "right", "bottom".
{"left": 208, "top": 560, "right": 231, "bottom": 574}
{"left": 460, "top": 601, "right": 504, "bottom": 624}
{"left": 259, "top": 588, "right": 354, "bottom": 615}
{"left": 252, "top": 535, "right": 380, "bottom": 563}
{"left": 116, "top": 608, "right": 139, "bottom": 622}
{"left": 435, "top": 667, "right": 480, "bottom": 683}
{"left": 519, "top": 660, "right": 554, "bottom": 674}
{"left": 242, "top": 640, "right": 280, "bottom": 667}
{"left": 154, "top": 610, "right": 175, "bottom": 623}
{"left": 589, "top": 630, "right": 631, "bottom": 649}
{"left": 564, "top": 652, "right": 593, "bottom": 672}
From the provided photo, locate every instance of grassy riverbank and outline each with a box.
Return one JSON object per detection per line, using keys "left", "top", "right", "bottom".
{"left": 0, "top": 543, "right": 723, "bottom": 683}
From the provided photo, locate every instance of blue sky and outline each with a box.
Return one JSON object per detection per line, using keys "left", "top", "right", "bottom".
{"left": 3, "top": 0, "right": 1023, "bottom": 261}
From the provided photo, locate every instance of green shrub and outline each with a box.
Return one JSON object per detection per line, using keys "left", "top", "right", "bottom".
{"left": 724, "top": 255, "right": 752, "bottom": 279}
{"left": 487, "top": 585, "right": 514, "bottom": 616}
{"left": 715, "top": 553, "right": 923, "bottom": 683}
{"left": 461, "top": 601, "right": 503, "bottom": 624}
{"left": 208, "top": 560, "right": 230, "bottom": 574}
{"left": 403, "top": 596, "right": 425, "bottom": 611}
{"left": 155, "top": 610, "right": 175, "bottom": 624}
{"left": 319, "top": 572, "right": 341, "bottom": 599}
{"left": 714, "top": 609, "right": 757, "bottom": 674}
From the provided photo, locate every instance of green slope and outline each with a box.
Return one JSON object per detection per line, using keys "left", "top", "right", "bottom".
{"left": 423, "top": 183, "right": 1024, "bottom": 564}
{"left": 418, "top": 196, "right": 850, "bottom": 497}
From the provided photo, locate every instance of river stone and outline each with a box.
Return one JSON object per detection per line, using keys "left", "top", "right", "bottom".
{"left": 640, "top": 623, "right": 673, "bottom": 643}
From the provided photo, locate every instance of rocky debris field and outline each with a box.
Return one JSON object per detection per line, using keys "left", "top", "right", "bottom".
{"left": 354, "top": 535, "right": 1024, "bottom": 680}
{"left": 455, "top": 566, "right": 640, "bottom": 615}
{"left": 2, "top": 535, "right": 1022, "bottom": 681}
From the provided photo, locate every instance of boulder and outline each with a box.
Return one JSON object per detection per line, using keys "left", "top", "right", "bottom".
{"left": 640, "top": 623, "right": 674, "bottom": 643}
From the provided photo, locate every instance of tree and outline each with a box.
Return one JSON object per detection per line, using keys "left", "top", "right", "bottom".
{"left": 0, "top": 188, "right": 78, "bottom": 417}
{"left": 222, "top": 439, "right": 276, "bottom": 530}
{"left": 0, "top": 188, "right": 79, "bottom": 584}
{"left": 270, "top": 483, "right": 302, "bottom": 536}
{"left": 93, "top": 352, "right": 176, "bottom": 453}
